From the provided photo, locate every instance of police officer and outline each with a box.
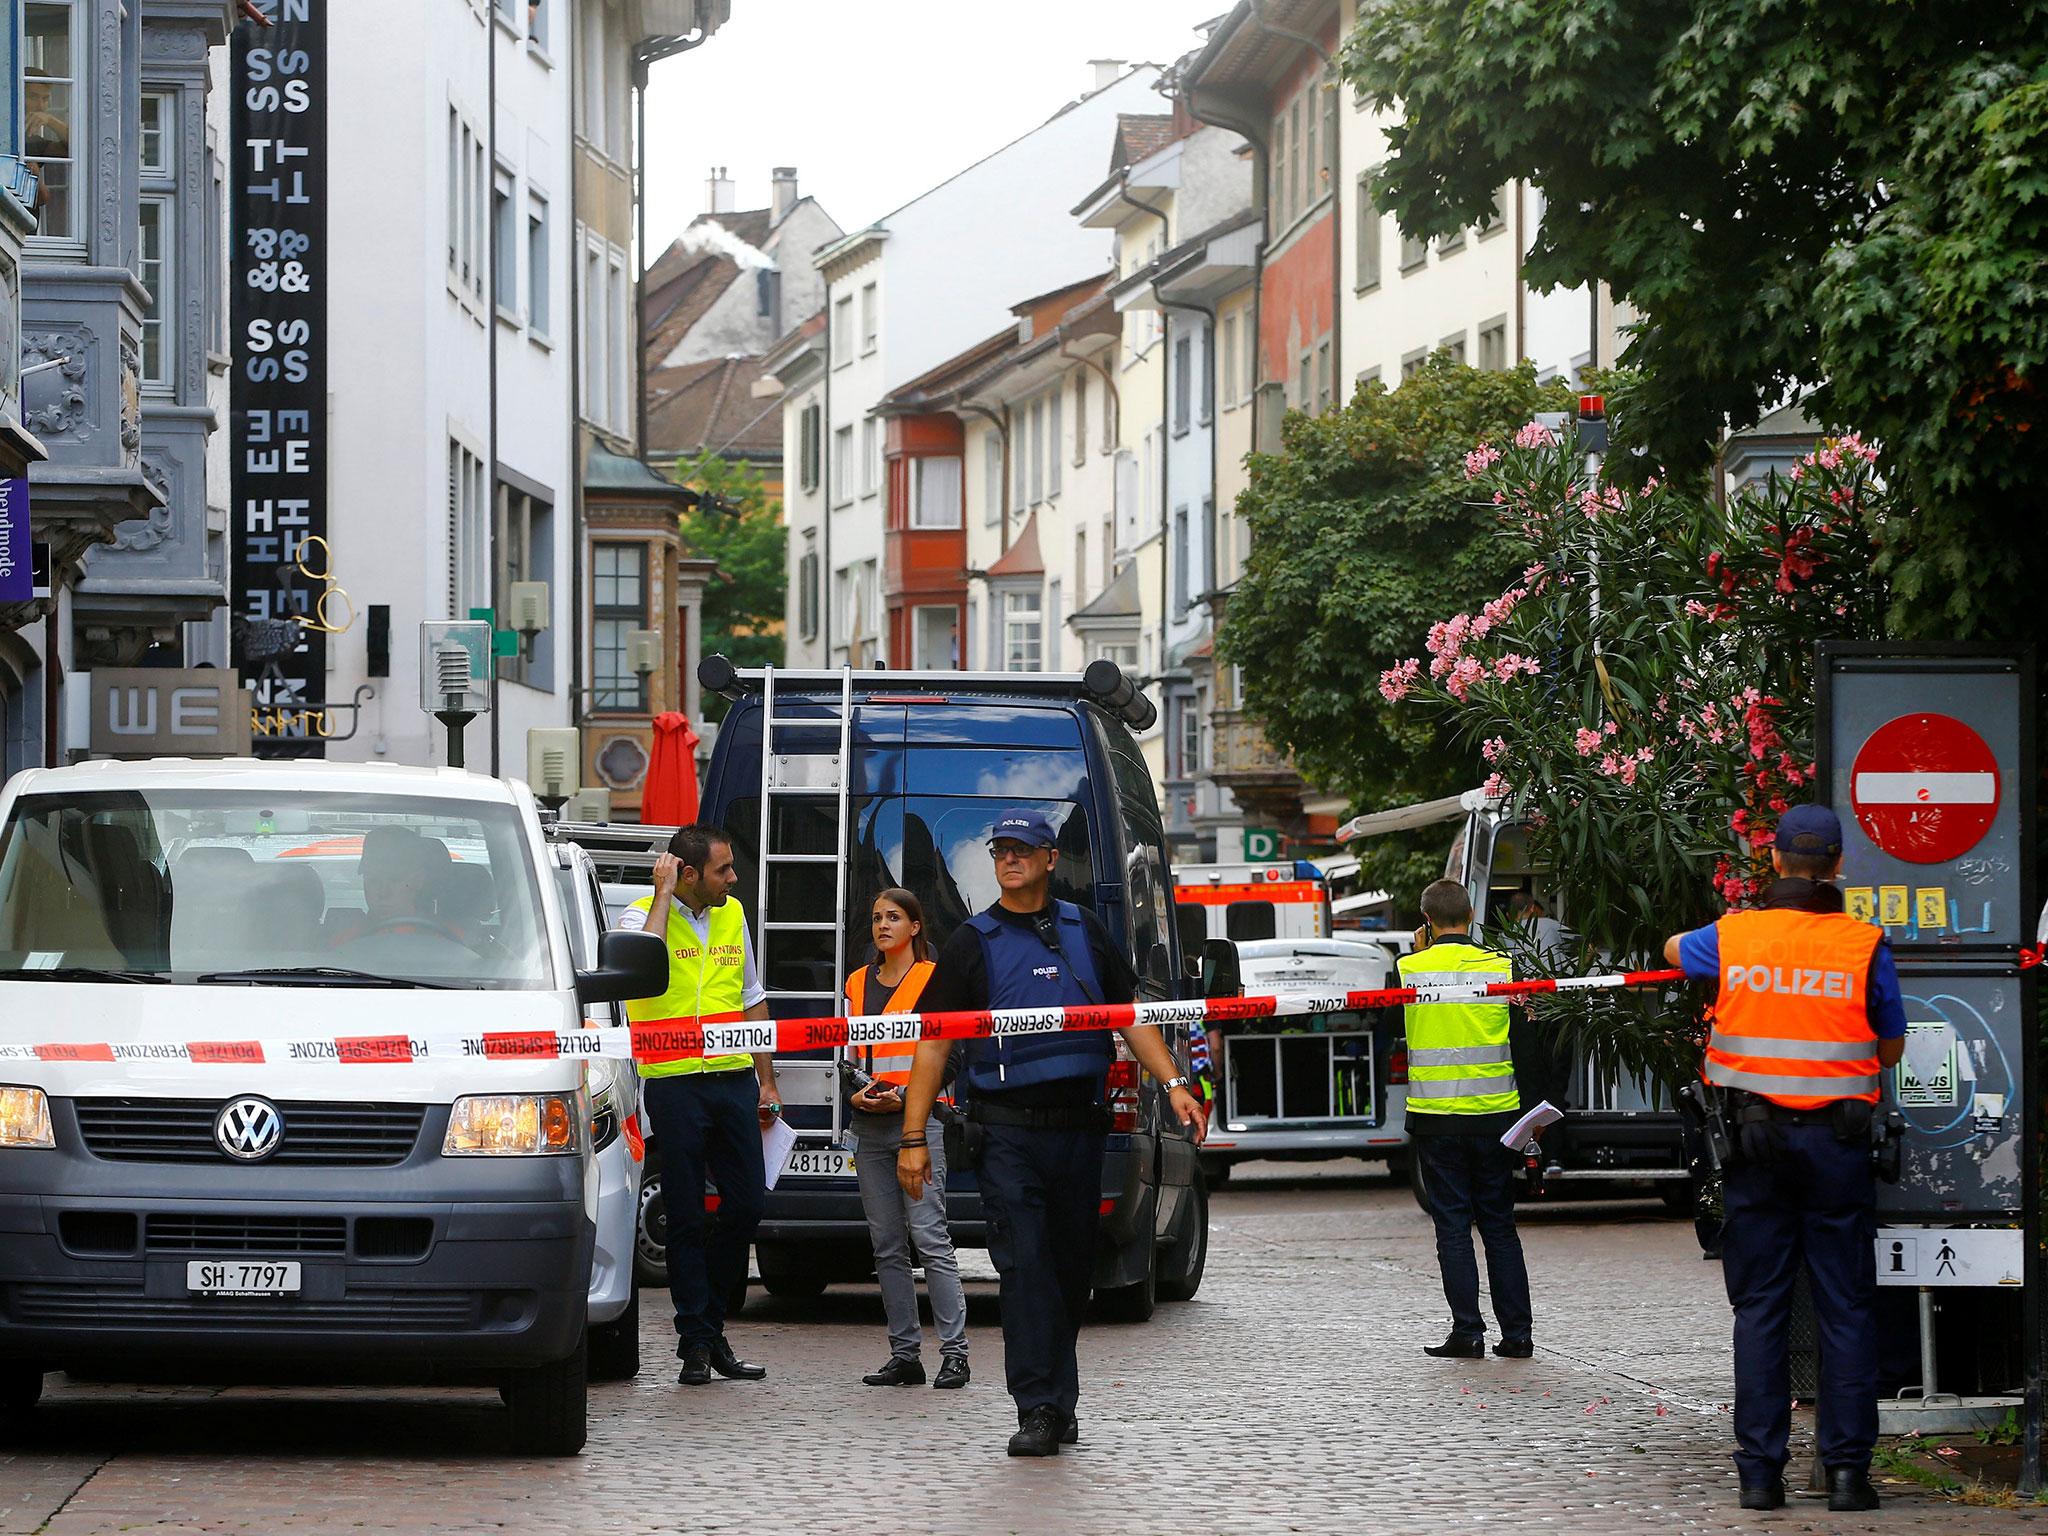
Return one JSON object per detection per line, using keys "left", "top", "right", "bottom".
{"left": 1399, "top": 879, "right": 1534, "bottom": 1360}
{"left": 621, "top": 823, "right": 780, "bottom": 1388}
{"left": 1662, "top": 803, "right": 1907, "bottom": 1512}
{"left": 895, "top": 808, "right": 1208, "bottom": 1457}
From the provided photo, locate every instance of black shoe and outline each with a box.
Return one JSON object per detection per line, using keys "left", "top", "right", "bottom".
{"left": 1827, "top": 1468, "right": 1879, "bottom": 1512}
{"left": 1061, "top": 1416, "right": 1078, "bottom": 1445}
{"left": 932, "top": 1356, "right": 970, "bottom": 1390}
{"left": 1423, "top": 1333, "right": 1486, "bottom": 1359}
{"left": 1738, "top": 1481, "right": 1785, "bottom": 1511}
{"left": 677, "top": 1344, "right": 712, "bottom": 1386}
{"left": 863, "top": 1355, "right": 926, "bottom": 1387}
{"left": 708, "top": 1337, "right": 767, "bottom": 1380}
{"left": 1008, "top": 1405, "right": 1064, "bottom": 1457}
{"left": 1492, "top": 1338, "right": 1534, "bottom": 1359}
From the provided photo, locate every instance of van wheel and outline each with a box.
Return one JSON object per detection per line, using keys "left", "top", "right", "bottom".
{"left": 756, "top": 1239, "right": 828, "bottom": 1299}
{"left": 1092, "top": 1241, "right": 1157, "bottom": 1323}
{"left": 634, "top": 1173, "right": 669, "bottom": 1288}
{"left": 587, "top": 1288, "right": 641, "bottom": 1382}
{"left": 1157, "top": 1174, "right": 1209, "bottom": 1303}
{"left": 1198, "top": 1155, "right": 1232, "bottom": 1188}
{"left": 1658, "top": 1178, "right": 1696, "bottom": 1214}
{"left": 1384, "top": 1151, "right": 1413, "bottom": 1187}
{"left": 504, "top": 1332, "right": 588, "bottom": 1456}
{"left": 0, "top": 1362, "right": 43, "bottom": 1427}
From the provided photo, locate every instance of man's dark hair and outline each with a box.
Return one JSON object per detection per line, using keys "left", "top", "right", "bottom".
{"left": 667, "top": 823, "right": 732, "bottom": 874}
{"left": 1419, "top": 879, "right": 1473, "bottom": 929}
{"left": 1776, "top": 848, "right": 1838, "bottom": 881}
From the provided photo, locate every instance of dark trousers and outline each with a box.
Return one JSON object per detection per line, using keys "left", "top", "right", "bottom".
{"left": 641, "top": 1068, "right": 766, "bottom": 1347}
{"left": 1415, "top": 1130, "right": 1534, "bottom": 1341}
{"left": 1721, "top": 1123, "right": 1878, "bottom": 1483}
{"left": 978, "top": 1121, "right": 1106, "bottom": 1421}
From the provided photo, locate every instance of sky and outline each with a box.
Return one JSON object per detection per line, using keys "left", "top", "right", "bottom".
{"left": 641, "top": 0, "right": 1228, "bottom": 255}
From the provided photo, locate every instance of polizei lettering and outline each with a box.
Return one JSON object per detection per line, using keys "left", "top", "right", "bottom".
{"left": 703, "top": 1022, "right": 776, "bottom": 1053}
{"left": 1722, "top": 964, "right": 1854, "bottom": 1000}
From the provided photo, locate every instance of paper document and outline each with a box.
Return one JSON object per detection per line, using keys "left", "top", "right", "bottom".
{"left": 761, "top": 1115, "right": 798, "bottom": 1190}
{"left": 1498, "top": 1100, "right": 1564, "bottom": 1150}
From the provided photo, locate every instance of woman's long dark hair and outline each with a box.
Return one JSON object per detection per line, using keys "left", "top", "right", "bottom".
{"left": 871, "top": 887, "right": 930, "bottom": 965}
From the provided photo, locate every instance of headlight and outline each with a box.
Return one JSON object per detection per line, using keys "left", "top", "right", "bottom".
{"left": 443, "top": 1093, "right": 582, "bottom": 1156}
{"left": 589, "top": 1086, "right": 620, "bottom": 1152}
{"left": 0, "top": 1087, "right": 53, "bottom": 1149}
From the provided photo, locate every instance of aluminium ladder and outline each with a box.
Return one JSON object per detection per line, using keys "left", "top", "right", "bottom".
{"left": 753, "top": 664, "right": 855, "bottom": 1147}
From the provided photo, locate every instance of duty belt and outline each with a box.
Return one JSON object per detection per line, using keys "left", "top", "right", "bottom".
{"left": 966, "top": 1099, "right": 1111, "bottom": 1132}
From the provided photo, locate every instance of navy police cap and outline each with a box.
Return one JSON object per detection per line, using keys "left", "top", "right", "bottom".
{"left": 989, "top": 808, "right": 1058, "bottom": 849}
{"left": 1776, "top": 803, "right": 1844, "bottom": 857}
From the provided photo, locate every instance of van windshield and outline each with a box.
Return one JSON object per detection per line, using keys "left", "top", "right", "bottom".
{"left": 0, "top": 789, "right": 553, "bottom": 990}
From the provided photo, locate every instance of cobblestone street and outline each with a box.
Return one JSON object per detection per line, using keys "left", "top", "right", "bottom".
{"left": 3, "top": 1165, "right": 2037, "bottom": 1536}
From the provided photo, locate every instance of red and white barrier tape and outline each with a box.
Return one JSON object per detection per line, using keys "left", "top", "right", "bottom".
{"left": 0, "top": 967, "right": 1688, "bottom": 1067}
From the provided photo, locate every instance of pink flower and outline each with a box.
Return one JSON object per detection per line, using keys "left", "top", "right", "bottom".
{"left": 1445, "top": 656, "right": 1486, "bottom": 699}
{"left": 1604, "top": 720, "right": 1619, "bottom": 737}
{"left": 1480, "top": 736, "right": 1507, "bottom": 764}
{"left": 1574, "top": 727, "right": 1604, "bottom": 757}
{"left": 1481, "top": 588, "right": 1526, "bottom": 628}
{"left": 1481, "top": 772, "right": 1509, "bottom": 799}
{"left": 1513, "top": 420, "right": 1557, "bottom": 450}
{"left": 1492, "top": 653, "right": 1540, "bottom": 680}
{"left": 1378, "top": 657, "right": 1420, "bottom": 704}
{"left": 1464, "top": 443, "right": 1502, "bottom": 479}
{"left": 1683, "top": 599, "right": 1716, "bottom": 619}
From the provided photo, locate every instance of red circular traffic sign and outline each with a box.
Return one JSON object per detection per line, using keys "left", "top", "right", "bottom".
{"left": 1849, "top": 713, "right": 2000, "bottom": 864}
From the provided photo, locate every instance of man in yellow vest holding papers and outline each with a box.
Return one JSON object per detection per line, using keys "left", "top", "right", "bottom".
{"left": 619, "top": 824, "right": 778, "bottom": 1387}
{"left": 1398, "top": 879, "right": 1534, "bottom": 1360}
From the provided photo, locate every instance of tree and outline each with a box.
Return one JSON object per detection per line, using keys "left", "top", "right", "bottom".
{"left": 1342, "top": 0, "right": 2047, "bottom": 644}
{"left": 671, "top": 450, "right": 786, "bottom": 720}
{"left": 1215, "top": 357, "right": 1596, "bottom": 906}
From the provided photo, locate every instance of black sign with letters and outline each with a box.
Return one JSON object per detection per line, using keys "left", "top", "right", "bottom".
{"left": 230, "top": 1, "right": 326, "bottom": 757}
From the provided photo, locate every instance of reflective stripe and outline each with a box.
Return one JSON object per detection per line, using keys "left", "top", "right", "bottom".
{"left": 1708, "top": 1030, "right": 1877, "bottom": 1063}
{"left": 1704, "top": 1061, "right": 1881, "bottom": 1098}
{"left": 1407, "top": 1074, "right": 1518, "bottom": 1100}
{"left": 1408, "top": 1043, "right": 1513, "bottom": 1067}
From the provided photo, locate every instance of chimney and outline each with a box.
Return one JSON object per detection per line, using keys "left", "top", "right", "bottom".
{"left": 1088, "top": 58, "right": 1126, "bottom": 92}
{"left": 770, "top": 166, "right": 798, "bottom": 224}
{"left": 705, "top": 166, "right": 735, "bottom": 215}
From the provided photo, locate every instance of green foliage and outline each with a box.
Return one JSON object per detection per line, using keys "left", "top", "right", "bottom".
{"left": 1216, "top": 357, "right": 1592, "bottom": 910}
{"left": 1342, "top": 0, "right": 2048, "bottom": 646}
{"left": 671, "top": 451, "right": 787, "bottom": 720}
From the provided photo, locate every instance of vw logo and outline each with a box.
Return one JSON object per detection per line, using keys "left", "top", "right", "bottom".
{"left": 214, "top": 1097, "right": 284, "bottom": 1162}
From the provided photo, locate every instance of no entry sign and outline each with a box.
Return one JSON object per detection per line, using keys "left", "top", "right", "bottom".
{"left": 1849, "top": 713, "right": 2000, "bottom": 864}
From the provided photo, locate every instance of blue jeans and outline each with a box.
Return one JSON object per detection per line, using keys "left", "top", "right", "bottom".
{"left": 641, "top": 1068, "right": 766, "bottom": 1347}
{"left": 1415, "top": 1130, "right": 1533, "bottom": 1342}
{"left": 1721, "top": 1122, "right": 1878, "bottom": 1483}
{"left": 979, "top": 1122, "right": 1105, "bottom": 1421}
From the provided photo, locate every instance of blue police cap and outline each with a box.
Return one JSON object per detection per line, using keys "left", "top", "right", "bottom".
{"left": 989, "top": 808, "right": 1057, "bottom": 849}
{"left": 1776, "top": 803, "right": 1843, "bottom": 856}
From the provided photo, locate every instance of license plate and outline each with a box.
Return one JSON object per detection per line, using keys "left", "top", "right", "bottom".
{"left": 782, "top": 1147, "right": 853, "bottom": 1179}
{"left": 186, "top": 1260, "right": 301, "bottom": 1296}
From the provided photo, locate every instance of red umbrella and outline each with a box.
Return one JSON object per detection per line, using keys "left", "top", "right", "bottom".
{"left": 640, "top": 711, "right": 701, "bottom": 826}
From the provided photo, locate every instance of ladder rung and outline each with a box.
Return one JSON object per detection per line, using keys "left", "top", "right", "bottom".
{"left": 764, "top": 783, "right": 844, "bottom": 794}
{"left": 763, "top": 852, "right": 839, "bottom": 864}
{"left": 763, "top": 920, "right": 838, "bottom": 932}
{"left": 768, "top": 716, "right": 844, "bottom": 727}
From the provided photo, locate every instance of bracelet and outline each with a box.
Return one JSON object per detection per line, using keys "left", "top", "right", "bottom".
{"left": 897, "top": 1139, "right": 929, "bottom": 1151}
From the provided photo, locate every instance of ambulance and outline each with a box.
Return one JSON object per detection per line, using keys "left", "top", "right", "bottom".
{"left": 1173, "top": 859, "right": 1332, "bottom": 945}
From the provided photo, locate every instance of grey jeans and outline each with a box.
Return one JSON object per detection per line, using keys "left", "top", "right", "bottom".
{"left": 852, "top": 1111, "right": 968, "bottom": 1361}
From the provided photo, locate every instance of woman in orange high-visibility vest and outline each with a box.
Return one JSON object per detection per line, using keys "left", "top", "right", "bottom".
{"left": 845, "top": 888, "right": 968, "bottom": 1389}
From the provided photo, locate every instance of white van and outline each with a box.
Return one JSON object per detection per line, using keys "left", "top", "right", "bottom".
{"left": 0, "top": 760, "right": 664, "bottom": 1454}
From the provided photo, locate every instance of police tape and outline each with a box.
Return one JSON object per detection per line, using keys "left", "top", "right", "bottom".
{"left": 0, "top": 967, "right": 1688, "bottom": 1067}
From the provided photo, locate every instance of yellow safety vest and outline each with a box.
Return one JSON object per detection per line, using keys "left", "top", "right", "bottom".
{"left": 625, "top": 895, "right": 755, "bottom": 1080}
{"left": 1398, "top": 941, "right": 1518, "bottom": 1117}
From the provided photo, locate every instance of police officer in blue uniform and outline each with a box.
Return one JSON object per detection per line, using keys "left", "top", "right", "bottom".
{"left": 896, "top": 808, "right": 1208, "bottom": 1457}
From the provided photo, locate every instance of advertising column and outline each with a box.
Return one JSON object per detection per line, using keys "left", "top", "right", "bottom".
{"left": 229, "top": 3, "right": 326, "bottom": 758}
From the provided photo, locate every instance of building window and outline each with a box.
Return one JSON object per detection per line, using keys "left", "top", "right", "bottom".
{"left": 798, "top": 544, "right": 820, "bottom": 640}
{"left": 526, "top": 194, "right": 550, "bottom": 338}
{"left": 1358, "top": 367, "right": 1382, "bottom": 391}
{"left": 591, "top": 543, "right": 648, "bottom": 712}
{"left": 1401, "top": 348, "right": 1429, "bottom": 380}
{"left": 755, "top": 267, "right": 779, "bottom": 321}
{"left": 580, "top": 241, "right": 605, "bottom": 423}
{"left": 1178, "top": 697, "right": 1202, "bottom": 779}
{"left": 1440, "top": 331, "right": 1467, "bottom": 365}
{"left": 1072, "top": 372, "right": 1088, "bottom": 466}
{"left": 449, "top": 108, "right": 487, "bottom": 304}
{"left": 1074, "top": 528, "right": 1087, "bottom": 608}
{"left": 1096, "top": 639, "right": 1139, "bottom": 671}
{"left": 1172, "top": 334, "right": 1192, "bottom": 435}
{"left": 1478, "top": 316, "right": 1509, "bottom": 371}
{"left": 1002, "top": 589, "right": 1042, "bottom": 672}
{"left": 860, "top": 417, "right": 878, "bottom": 497}
{"left": 859, "top": 281, "right": 877, "bottom": 352}
{"left": 1316, "top": 340, "right": 1332, "bottom": 413}
{"left": 1288, "top": 98, "right": 1303, "bottom": 224}
{"left": 608, "top": 253, "right": 629, "bottom": 432}
{"left": 1199, "top": 326, "right": 1214, "bottom": 423}
{"left": 1440, "top": 222, "right": 1465, "bottom": 256}
{"left": 1045, "top": 579, "right": 1062, "bottom": 671}
{"left": 140, "top": 90, "right": 172, "bottom": 177}
{"left": 1220, "top": 315, "right": 1238, "bottom": 409}
{"left": 497, "top": 482, "right": 555, "bottom": 689}
{"left": 1172, "top": 504, "right": 1189, "bottom": 613}
{"left": 447, "top": 439, "right": 488, "bottom": 619}
{"left": 1028, "top": 397, "right": 1044, "bottom": 506}
{"left": 1479, "top": 184, "right": 1508, "bottom": 238}
{"left": 1269, "top": 110, "right": 1288, "bottom": 228}
{"left": 492, "top": 166, "right": 518, "bottom": 316}
{"left": 1304, "top": 87, "right": 1319, "bottom": 206}
{"left": 138, "top": 196, "right": 171, "bottom": 387}
{"left": 911, "top": 455, "right": 961, "bottom": 529}
{"left": 832, "top": 424, "right": 853, "bottom": 504}
{"left": 912, "top": 605, "right": 957, "bottom": 670}
{"left": 1400, "top": 226, "right": 1428, "bottom": 273}
{"left": 798, "top": 402, "right": 821, "bottom": 492}
{"left": 1296, "top": 352, "right": 1311, "bottom": 409}
{"left": 832, "top": 293, "right": 853, "bottom": 363}
{"left": 1243, "top": 321, "right": 1257, "bottom": 401}
{"left": 24, "top": 3, "right": 76, "bottom": 241}
{"left": 983, "top": 430, "right": 1001, "bottom": 526}
{"left": 1356, "top": 170, "right": 1382, "bottom": 290}
{"left": 527, "top": 0, "right": 549, "bottom": 51}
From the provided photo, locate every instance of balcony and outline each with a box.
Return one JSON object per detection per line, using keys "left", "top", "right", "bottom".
{"left": 1209, "top": 708, "right": 1303, "bottom": 791}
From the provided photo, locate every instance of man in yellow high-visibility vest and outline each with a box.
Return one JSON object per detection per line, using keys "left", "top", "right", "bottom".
{"left": 1398, "top": 879, "right": 1533, "bottom": 1360}
{"left": 618, "top": 824, "right": 778, "bottom": 1388}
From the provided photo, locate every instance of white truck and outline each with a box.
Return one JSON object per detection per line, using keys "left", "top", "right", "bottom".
{"left": 0, "top": 759, "right": 666, "bottom": 1453}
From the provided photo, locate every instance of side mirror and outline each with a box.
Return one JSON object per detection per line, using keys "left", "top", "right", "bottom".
{"left": 1200, "top": 937, "right": 1241, "bottom": 1000}
{"left": 576, "top": 929, "right": 668, "bottom": 1005}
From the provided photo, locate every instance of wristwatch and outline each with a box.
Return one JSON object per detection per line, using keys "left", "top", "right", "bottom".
{"left": 1162, "top": 1075, "right": 1193, "bottom": 1093}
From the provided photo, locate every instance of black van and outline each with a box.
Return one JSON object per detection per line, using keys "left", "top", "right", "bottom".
{"left": 691, "top": 656, "right": 1217, "bottom": 1321}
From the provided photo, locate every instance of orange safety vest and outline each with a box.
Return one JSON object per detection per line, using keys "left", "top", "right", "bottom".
{"left": 845, "top": 959, "right": 935, "bottom": 1089}
{"left": 1704, "top": 908, "right": 1884, "bottom": 1110}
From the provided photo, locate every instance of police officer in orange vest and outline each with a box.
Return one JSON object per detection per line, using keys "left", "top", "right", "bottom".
{"left": 1663, "top": 804, "right": 1907, "bottom": 1513}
